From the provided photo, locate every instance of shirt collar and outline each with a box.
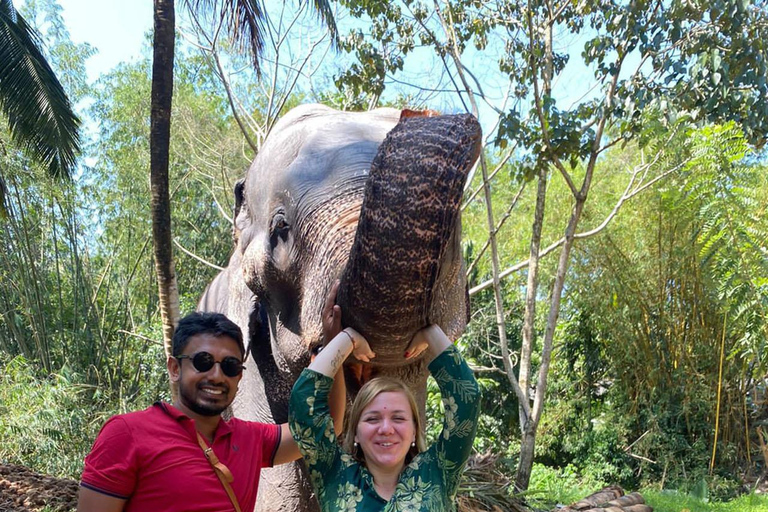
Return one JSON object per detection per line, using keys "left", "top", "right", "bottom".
{"left": 154, "top": 402, "right": 234, "bottom": 439}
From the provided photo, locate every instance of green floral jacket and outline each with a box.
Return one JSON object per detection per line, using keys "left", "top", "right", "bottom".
{"left": 289, "top": 345, "right": 480, "bottom": 512}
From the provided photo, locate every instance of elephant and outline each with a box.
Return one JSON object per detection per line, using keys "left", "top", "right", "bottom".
{"left": 197, "top": 104, "right": 482, "bottom": 511}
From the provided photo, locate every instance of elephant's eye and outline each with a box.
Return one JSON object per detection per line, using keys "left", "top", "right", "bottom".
{"left": 270, "top": 212, "right": 290, "bottom": 238}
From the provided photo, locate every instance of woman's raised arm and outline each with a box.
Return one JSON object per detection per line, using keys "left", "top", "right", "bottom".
{"left": 412, "top": 324, "right": 480, "bottom": 499}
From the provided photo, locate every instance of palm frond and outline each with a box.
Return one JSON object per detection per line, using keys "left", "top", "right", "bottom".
{"left": 0, "top": 0, "right": 80, "bottom": 178}
{"left": 457, "top": 452, "right": 526, "bottom": 512}
{"left": 185, "top": 0, "right": 266, "bottom": 74}
{"left": 184, "top": 0, "right": 338, "bottom": 74}
{"left": 226, "top": 0, "right": 266, "bottom": 73}
{"left": 309, "top": 0, "right": 338, "bottom": 46}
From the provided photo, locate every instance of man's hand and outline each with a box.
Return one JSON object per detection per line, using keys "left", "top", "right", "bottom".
{"left": 322, "top": 280, "right": 342, "bottom": 344}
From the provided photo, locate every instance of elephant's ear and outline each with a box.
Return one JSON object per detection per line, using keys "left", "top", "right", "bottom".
{"left": 234, "top": 178, "right": 246, "bottom": 219}
{"left": 232, "top": 178, "right": 247, "bottom": 246}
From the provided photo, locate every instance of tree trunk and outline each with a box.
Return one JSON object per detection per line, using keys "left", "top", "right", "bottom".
{"left": 518, "top": 165, "right": 548, "bottom": 424}
{"left": 150, "top": 0, "right": 179, "bottom": 359}
{"left": 516, "top": 197, "right": 588, "bottom": 491}
{"left": 516, "top": 425, "right": 537, "bottom": 492}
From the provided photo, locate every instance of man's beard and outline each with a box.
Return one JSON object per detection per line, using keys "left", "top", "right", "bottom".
{"left": 179, "top": 383, "right": 229, "bottom": 417}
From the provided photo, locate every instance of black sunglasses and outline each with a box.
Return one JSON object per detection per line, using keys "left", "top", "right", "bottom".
{"left": 176, "top": 352, "right": 245, "bottom": 377}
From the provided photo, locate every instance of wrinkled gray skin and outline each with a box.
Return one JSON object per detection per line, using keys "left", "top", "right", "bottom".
{"left": 198, "top": 104, "right": 479, "bottom": 512}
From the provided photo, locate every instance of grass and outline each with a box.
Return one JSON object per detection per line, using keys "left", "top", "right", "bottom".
{"left": 526, "top": 463, "right": 768, "bottom": 512}
{"left": 524, "top": 463, "right": 609, "bottom": 508}
{"left": 644, "top": 490, "right": 768, "bottom": 512}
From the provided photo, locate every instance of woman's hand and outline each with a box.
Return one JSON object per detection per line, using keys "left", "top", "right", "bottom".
{"left": 405, "top": 324, "right": 451, "bottom": 360}
{"left": 345, "top": 328, "right": 376, "bottom": 362}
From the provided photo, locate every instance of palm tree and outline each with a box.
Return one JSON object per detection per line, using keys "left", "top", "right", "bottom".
{"left": 0, "top": 0, "right": 81, "bottom": 207}
{"left": 150, "top": 0, "right": 337, "bottom": 357}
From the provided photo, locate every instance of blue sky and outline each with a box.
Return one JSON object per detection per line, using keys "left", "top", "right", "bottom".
{"left": 27, "top": 0, "right": 606, "bottom": 146}
{"left": 56, "top": 0, "right": 153, "bottom": 81}
{"left": 18, "top": 0, "right": 153, "bottom": 173}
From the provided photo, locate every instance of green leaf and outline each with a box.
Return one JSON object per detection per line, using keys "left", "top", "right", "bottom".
{"left": 0, "top": 0, "right": 81, "bottom": 178}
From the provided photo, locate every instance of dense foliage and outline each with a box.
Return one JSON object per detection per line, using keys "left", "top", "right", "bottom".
{"left": 458, "top": 121, "right": 768, "bottom": 497}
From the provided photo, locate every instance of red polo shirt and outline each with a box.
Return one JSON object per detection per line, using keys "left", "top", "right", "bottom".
{"left": 81, "top": 402, "right": 280, "bottom": 512}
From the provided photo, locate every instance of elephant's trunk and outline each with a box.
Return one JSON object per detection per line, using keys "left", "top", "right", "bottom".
{"left": 338, "top": 113, "right": 481, "bottom": 365}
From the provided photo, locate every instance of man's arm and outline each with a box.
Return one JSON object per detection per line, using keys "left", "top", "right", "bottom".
{"left": 320, "top": 280, "right": 348, "bottom": 435}
{"left": 77, "top": 486, "right": 126, "bottom": 512}
{"left": 78, "top": 417, "right": 135, "bottom": 512}
{"left": 273, "top": 423, "right": 301, "bottom": 465}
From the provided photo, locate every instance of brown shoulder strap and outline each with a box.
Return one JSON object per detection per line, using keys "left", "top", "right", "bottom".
{"left": 196, "top": 432, "right": 242, "bottom": 512}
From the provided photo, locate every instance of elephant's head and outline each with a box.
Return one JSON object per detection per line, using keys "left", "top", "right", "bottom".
{"left": 235, "top": 104, "right": 480, "bottom": 404}
{"left": 200, "top": 104, "right": 480, "bottom": 511}
{"left": 236, "top": 106, "right": 397, "bottom": 384}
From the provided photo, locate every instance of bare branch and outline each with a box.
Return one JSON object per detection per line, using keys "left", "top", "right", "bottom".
{"left": 117, "top": 329, "right": 164, "bottom": 346}
{"left": 628, "top": 453, "right": 657, "bottom": 464}
{"left": 462, "top": 145, "right": 517, "bottom": 209}
{"left": 435, "top": 0, "right": 531, "bottom": 421}
{"left": 210, "top": 181, "right": 234, "bottom": 226}
{"left": 469, "top": 148, "right": 692, "bottom": 295}
{"left": 211, "top": 47, "right": 260, "bottom": 154}
{"left": 466, "top": 180, "right": 527, "bottom": 276}
{"left": 173, "top": 239, "right": 225, "bottom": 271}
{"left": 184, "top": 10, "right": 260, "bottom": 153}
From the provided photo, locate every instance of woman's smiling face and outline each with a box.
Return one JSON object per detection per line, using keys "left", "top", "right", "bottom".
{"left": 355, "top": 391, "right": 416, "bottom": 473}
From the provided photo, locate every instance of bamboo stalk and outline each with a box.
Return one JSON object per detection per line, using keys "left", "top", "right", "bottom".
{"left": 710, "top": 313, "right": 727, "bottom": 474}
{"left": 744, "top": 383, "right": 751, "bottom": 466}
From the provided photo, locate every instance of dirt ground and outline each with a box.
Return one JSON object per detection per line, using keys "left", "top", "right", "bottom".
{"left": 0, "top": 464, "right": 78, "bottom": 512}
{"left": 0, "top": 462, "right": 660, "bottom": 512}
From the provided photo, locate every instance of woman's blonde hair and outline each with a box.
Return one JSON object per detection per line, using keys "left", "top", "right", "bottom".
{"left": 343, "top": 377, "right": 427, "bottom": 464}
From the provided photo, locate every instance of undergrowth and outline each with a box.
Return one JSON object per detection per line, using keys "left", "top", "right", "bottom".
{"left": 527, "top": 464, "right": 768, "bottom": 512}
{"left": 0, "top": 353, "right": 168, "bottom": 479}
{"left": 644, "top": 490, "right": 768, "bottom": 512}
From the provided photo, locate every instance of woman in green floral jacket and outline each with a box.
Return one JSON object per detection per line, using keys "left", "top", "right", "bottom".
{"left": 289, "top": 290, "right": 480, "bottom": 512}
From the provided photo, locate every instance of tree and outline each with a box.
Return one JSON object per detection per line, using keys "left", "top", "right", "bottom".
{"left": 150, "top": 0, "right": 178, "bottom": 359}
{"left": 0, "top": 0, "right": 80, "bottom": 207}
{"left": 336, "top": 0, "right": 768, "bottom": 490}
{"left": 149, "top": 0, "right": 338, "bottom": 358}
{"left": 0, "top": 0, "right": 164, "bottom": 391}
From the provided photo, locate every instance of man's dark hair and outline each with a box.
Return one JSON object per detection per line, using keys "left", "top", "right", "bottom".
{"left": 172, "top": 312, "right": 245, "bottom": 358}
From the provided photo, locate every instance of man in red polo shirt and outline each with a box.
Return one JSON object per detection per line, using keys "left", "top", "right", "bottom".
{"left": 77, "top": 307, "right": 345, "bottom": 512}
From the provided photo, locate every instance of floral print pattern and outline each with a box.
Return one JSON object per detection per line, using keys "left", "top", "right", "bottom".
{"left": 289, "top": 345, "right": 480, "bottom": 512}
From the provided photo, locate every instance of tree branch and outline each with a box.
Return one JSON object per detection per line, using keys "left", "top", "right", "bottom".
{"left": 469, "top": 146, "right": 692, "bottom": 295}
{"left": 435, "top": 0, "right": 531, "bottom": 420}
{"left": 172, "top": 238, "right": 225, "bottom": 270}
